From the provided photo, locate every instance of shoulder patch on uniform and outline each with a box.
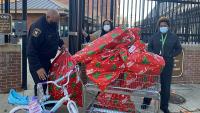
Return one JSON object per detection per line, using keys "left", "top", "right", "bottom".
{"left": 32, "top": 28, "right": 41, "bottom": 37}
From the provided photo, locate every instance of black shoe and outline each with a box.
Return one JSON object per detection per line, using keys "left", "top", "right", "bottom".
{"left": 141, "top": 104, "right": 149, "bottom": 109}
{"left": 160, "top": 108, "right": 170, "bottom": 113}
{"left": 44, "top": 103, "right": 55, "bottom": 108}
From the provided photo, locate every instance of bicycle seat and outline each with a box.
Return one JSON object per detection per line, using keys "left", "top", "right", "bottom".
{"left": 8, "top": 89, "right": 29, "bottom": 105}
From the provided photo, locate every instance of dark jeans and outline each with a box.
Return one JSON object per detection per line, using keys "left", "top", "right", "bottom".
{"left": 143, "top": 60, "right": 173, "bottom": 113}
{"left": 30, "top": 61, "right": 51, "bottom": 96}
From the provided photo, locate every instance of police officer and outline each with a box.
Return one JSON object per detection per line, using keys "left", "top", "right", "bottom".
{"left": 141, "top": 17, "right": 182, "bottom": 113}
{"left": 27, "top": 9, "right": 66, "bottom": 96}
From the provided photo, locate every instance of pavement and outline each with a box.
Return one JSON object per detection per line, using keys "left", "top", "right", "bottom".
{"left": 1, "top": 69, "right": 200, "bottom": 113}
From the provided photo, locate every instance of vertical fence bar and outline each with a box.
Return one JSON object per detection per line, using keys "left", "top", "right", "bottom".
{"left": 194, "top": 3, "right": 197, "bottom": 44}
{"left": 101, "top": 0, "right": 103, "bottom": 26}
{"left": 160, "top": 2, "right": 162, "bottom": 16}
{"left": 113, "top": 0, "right": 117, "bottom": 27}
{"left": 134, "top": 0, "right": 137, "bottom": 27}
{"left": 150, "top": 0, "right": 153, "bottom": 33}
{"left": 172, "top": 2, "right": 175, "bottom": 31}
{"left": 122, "top": 0, "right": 125, "bottom": 24}
{"left": 105, "top": 0, "right": 108, "bottom": 19}
{"left": 22, "top": 0, "right": 27, "bottom": 90}
{"left": 174, "top": 2, "right": 178, "bottom": 33}
{"left": 138, "top": 0, "right": 141, "bottom": 26}
{"left": 69, "top": 0, "right": 78, "bottom": 54}
{"left": 110, "top": 0, "right": 114, "bottom": 21}
{"left": 141, "top": 0, "right": 145, "bottom": 27}
{"left": 146, "top": 0, "right": 149, "bottom": 29}
{"left": 186, "top": 2, "right": 189, "bottom": 43}
{"left": 15, "top": 0, "right": 17, "bottom": 19}
{"left": 118, "top": 0, "right": 120, "bottom": 26}
{"left": 165, "top": 2, "right": 168, "bottom": 17}
{"left": 126, "top": 0, "right": 129, "bottom": 27}
{"left": 1, "top": 0, "right": 3, "bottom": 13}
{"left": 190, "top": 3, "right": 194, "bottom": 43}
{"left": 4, "top": 0, "right": 10, "bottom": 43}
{"left": 198, "top": 0, "right": 200, "bottom": 43}
{"left": 182, "top": 2, "right": 186, "bottom": 44}
{"left": 91, "top": 0, "right": 94, "bottom": 32}
{"left": 130, "top": 0, "right": 133, "bottom": 28}
{"left": 155, "top": 1, "right": 160, "bottom": 32}
{"left": 168, "top": 2, "right": 171, "bottom": 18}
{"left": 78, "top": 0, "right": 84, "bottom": 48}
{"left": 179, "top": 3, "right": 182, "bottom": 37}
{"left": 86, "top": 0, "right": 89, "bottom": 33}
{"left": 96, "top": 0, "right": 99, "bottom": 30}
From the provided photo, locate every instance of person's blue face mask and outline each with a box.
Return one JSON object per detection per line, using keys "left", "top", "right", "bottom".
{"left": 160, "top": 27, "right": 168, "bottom": 33}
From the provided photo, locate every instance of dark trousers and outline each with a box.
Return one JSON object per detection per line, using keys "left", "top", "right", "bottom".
{"left": 30, "top": 61, "right": 51, "bottom": 96}
{"left": 143, "top": 59, "right": 173, "bottom": 113}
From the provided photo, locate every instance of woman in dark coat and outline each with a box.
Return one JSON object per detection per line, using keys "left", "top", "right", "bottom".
{"left": 82, "top": 19, "right": 114, "bottom": 42}
{"left": 141, "top": 17, "right": 182, "bottom": 113}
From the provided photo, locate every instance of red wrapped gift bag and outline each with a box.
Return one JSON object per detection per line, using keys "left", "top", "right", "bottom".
{"left": 48, "top": 51, "right": 83, "bottom": 106}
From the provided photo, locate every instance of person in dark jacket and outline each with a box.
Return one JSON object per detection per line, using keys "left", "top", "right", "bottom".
{"left": 82, "top": 19, "right": 114, "bottom": 42}
{"left": 27, "top": 9, "right": 66, "bottom": 96}
{"left": 100, "top": 19, "right": 114, "bottom": 36}
{"left": 141, "top": 17, "right": 182, "bottom": 113}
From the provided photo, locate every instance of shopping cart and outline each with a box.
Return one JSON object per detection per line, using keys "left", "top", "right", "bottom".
{"left": 84, "top": 73, "right": 161, "bottom": 113}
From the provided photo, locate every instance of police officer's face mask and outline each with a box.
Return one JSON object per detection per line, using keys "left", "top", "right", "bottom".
{"left": 49, "top": 16, "right": 59, "bottom": 26}
{"left": 49, "top": 21, "right": 58, "bottom": 26}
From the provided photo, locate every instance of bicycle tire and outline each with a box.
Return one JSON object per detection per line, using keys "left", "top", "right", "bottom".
{"left": 9, "top": 105, "right": 29, "bottom": 113}
{"left": 67, "top": 101, "right": 78, "bottom": 113}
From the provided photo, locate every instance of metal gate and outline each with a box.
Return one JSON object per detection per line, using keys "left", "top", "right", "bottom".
{"left": 0, "top": 0, "right": 27, "bottom": 89}
{"left": 68, "top": 0, "right": 200, "bottom": 53}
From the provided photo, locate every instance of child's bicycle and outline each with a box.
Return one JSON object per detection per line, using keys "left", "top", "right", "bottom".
{"left": 8, "top": 66, "right": 80, "bottom": 113}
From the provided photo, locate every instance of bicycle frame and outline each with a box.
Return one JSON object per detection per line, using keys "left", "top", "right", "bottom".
{"left": 9, "top": 65, "right": 80, "bottom": 113}
{"left": 38, "top": 65, "right": 79, "bottom": 113}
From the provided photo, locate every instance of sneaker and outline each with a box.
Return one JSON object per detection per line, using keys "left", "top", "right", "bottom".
{"left": 160, "top": 108, "right": 170, "bottom": 113}
{"left": 44, "top": 103, "right": 56, "bottom": 108}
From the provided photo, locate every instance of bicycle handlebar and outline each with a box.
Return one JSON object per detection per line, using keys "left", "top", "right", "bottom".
{"left": 38, "top": 65, "right": 79, "bottom": 88}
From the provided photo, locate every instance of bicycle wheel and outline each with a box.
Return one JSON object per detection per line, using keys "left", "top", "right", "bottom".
{"left": 67, "top": 101, "right": 79, "bottom": 113}
{"left": 9, "top": 105, "right": 29, "bottom": 113}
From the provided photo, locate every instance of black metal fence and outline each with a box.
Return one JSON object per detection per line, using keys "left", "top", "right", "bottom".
{"left": 79, "top": 0, "right": 200, "bottom": 44}
{"left": 0, "top": 0, "right": 27, "bottom": 89}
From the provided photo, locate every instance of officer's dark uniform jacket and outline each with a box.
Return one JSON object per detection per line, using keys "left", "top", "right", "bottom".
{"left": 27, "top": 16, "right": 64, "bottom": 73}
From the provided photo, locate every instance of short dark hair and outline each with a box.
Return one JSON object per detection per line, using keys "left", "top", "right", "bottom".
{"left": 157, "top": 17, "right": 170, "bottom": 27}
{"left": 102, "top": 19, "right": 114, "bottom": 30}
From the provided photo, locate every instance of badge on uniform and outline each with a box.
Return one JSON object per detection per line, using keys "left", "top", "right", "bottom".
{"left": 32, "top": 28, "right": 41, "bottom": 37}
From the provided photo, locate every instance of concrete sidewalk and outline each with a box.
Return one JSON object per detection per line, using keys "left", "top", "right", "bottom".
{"left": 1, "top": 72, "right": 200, "bottom": 113}
{"left": 1, "top": 84, "right": 200, "bottom": 113}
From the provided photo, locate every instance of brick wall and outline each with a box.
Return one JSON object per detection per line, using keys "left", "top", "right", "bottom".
{"left": 172, "top": 44, "right": 200, "bottom": 84}
{"left": 0, "top": 44, "right": 22, "bottom": 93}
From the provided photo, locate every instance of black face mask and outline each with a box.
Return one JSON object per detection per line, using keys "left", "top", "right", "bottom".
{"left": 49, "top": 21, "right": 58, "bottom": 26}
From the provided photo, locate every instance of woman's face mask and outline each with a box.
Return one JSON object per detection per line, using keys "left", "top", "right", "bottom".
{"left": 160, "top": 27, "right": 168, "bottom": 33}
{"left": 103, "top": 25, "right": 111, "bottom": 32}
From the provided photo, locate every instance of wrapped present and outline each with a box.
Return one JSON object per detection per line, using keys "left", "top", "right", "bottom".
{"left": 97, "top": 92, "right": 135, "bottom": 113}
{"left": 127, "top": 51, "right": 165, "bottom": 75}
{"left": 73, "top": 27, "right": 165, "bottom": 92}
{"left": 141, "top": 74, "right": 159, "bottom": 89}
{"left": 85, "top": 49, "right": 126, "bottom": 91}
{"left": 72, "top": 26, "right": 128, "bottom": 64}
{"left": 119, "top": 72, "right": 144, "bottom": 89}
{"left": 128, "top": 28, "right": 141, "bottom": 41}
{"left": 48, "top": 51, "right": 83, "bottom": 107}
